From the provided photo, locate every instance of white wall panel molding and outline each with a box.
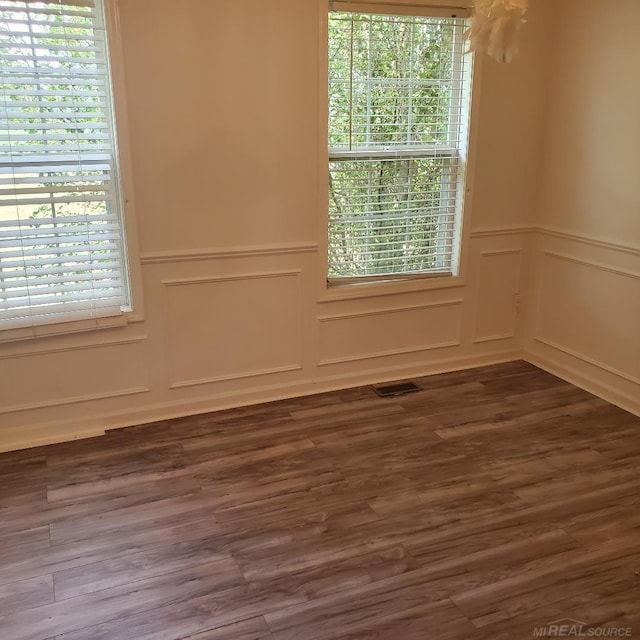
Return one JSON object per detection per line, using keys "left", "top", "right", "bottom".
{"left": 472, "top": 249, "right": 522, "bottom": 344}
{"left": 141, "top": 243, "right": 318, "bottom": 265}
{"left": 527, "top": 243, "right": 640, "bottom": 418}
{"left": 532, "top": 337, "right": 640, "bottom": 388}
{"left": 318, "top": 300, "right": 464, "bottom": 366}
{"left": 525, "top": 349, "right": 640, "bottom": 419}
{"left": 470, "top": 225, "right": 535, "bottom": 238}
{"left": 540, "top": 251, "right": 640, "bottom": 282}
{"left": 537, "top": 226, "right": 640, "bottom": 257}
{"left": 161, "top": 270, "right": 302, "bottom": 287}
{"left": 0, "top": 349, "right": 521, "bottom": 453}
{"left": 0, "top": 336, "right": 148, "bottom": 362}
{"left": 0, "top": 387, "right": 150, "bottom": 417}
{"left": 163, "top": 270, "right": 304, "bottom": 390}
{"left": 471, "top": 226, "right": 640, "bottom": 259}
{"left": 317, "top": 299, "right": 463, "bottom": 323}
{"left": 169, "top": 365, "right": 303, "bottom": 390}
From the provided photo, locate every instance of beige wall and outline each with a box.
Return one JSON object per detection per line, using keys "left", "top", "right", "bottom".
{"left": 525, "top": 0, "right": 640, "bottom": 415}
{"left": 0, "top": 0, "right": 557, "bottom": 451}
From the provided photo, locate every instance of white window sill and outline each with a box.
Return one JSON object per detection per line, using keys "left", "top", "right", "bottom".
{"left": 319, "top": 272, "right": 465, "bottom": 303}
{"left": 0, "top": 313, "right": 133, "bottom": 345}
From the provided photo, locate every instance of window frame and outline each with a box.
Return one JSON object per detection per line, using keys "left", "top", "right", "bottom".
{"left": 318, "top": 0, "right": 480, "bottom": 302}
{"left": 0, "top": 0, "right": 143, "bottom": 343}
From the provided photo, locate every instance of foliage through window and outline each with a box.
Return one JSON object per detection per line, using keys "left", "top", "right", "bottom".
{"left": 328, "top": 7, "right": 471, "bottom": 281}
{"left": 0, "top": 0, "right": 130, "bottom": 333}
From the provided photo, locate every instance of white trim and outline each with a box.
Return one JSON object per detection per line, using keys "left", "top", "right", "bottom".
{"left": 468, "top": 225, "right": 640, "bottom": 256}
{"left": 532, "top": 337, "right": 640, "bottom": 387}
{"left": 537, "top": 226, "right": 640, "bottom": 257}
{"left": 318, "top": 299, "right": 463, "bottom": 365}
{"left": 471, "top": 248, "right": 522, "bottom": 345}
{"left": 318, "top": 298, "right": 463, "bottom": 321}
{"left": 319, "top": 340, "right": 462, "bottom": 366}
{"left": 161, "top": 270, "right": 302, "bottom": 287}
{"left": 330, "top": 0, "right": 471, "bottom": 18}
{"left": 524, "top": 350, "right": 640, "bottom": 418}
{"left": 0, "top": 426, "right": 107, "bottom": 454}
{"left": 0, "top": 386, "right": 150, "bottom": 417}
{"left": 0, "top": 314, "right": 129, "bottom": 345}
{"left": 170, "top": 365, "right": 304, "bottom": 390}
{"left": 105, "top": 0, "right": 145, "bottom": 320}
{"left": 0, "top": 349, "right": 522, "bottom": 453}
{"left": 473, "top": 333, "right": 518, "bottom": 345}
{"left": 0, "top": 335, "right": 147, "bottom": 361}
{"left": 320, "top": 274, "right": 466, "bottom": 302}
{"left": 480, "top": 248, "right": 524, "bottom": 258}
{"left": 542, "top": 251, "right": 640, "bottom": 282}
{"left": 469, "top": 225, "right": 535, "bottom": 238}
{"left": 141, "top": 243, "right": 318, "bottom": 265}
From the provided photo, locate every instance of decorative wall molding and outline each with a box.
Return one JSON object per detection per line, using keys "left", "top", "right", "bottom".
{"left": 318, "top": 299, "right": 463, "bottom": 366}
{"left": 318, "top": 299, "right": 464, "bottom": 323}
{"left": 0, "top": 386, "right": 150, "bottom": 417}
{"left": 141, "top": 242, "right": 318, "bottom": 265}
{"left": 161, "top": 269, "right": 302, "bottom": 287}
{"left": 541, "top": 251, "right": 640, "bottom": 282}
{"left": 469, "top": 225, "right": 535, "bottom": 238}
{"left": 537, "top": 226, "right": 640, "bottom": 257}
{"left": 480, "top": 248, "right": 523, "bottom": 258}
{"left": 471, "top": 249, "right": 522, "bottom": 345}
{"left": 318, "top": 340, "right": 462, "bottom": 367}
{"left": 525, "top": 349, "right": 640, "bottom": 419}
{"left": 0, "top": 336, "right": 148, "bottom": 361}
{"left": 533, "top": 337, "right": 640, "bottom": 387}
{"left": 470, "top": 225, "right": 640, "bottom": 259}
{"left": 0, "top": 349, "right": 522, "bottom": 453}
{"left": 170, "top": 365, "right": 303, "bottom": 390}
{"left": 164, "top": 269, "right": 303, "bottom": 391}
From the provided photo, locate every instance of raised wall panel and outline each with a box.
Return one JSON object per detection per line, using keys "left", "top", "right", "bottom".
{"left": 0, "top": 340, "right": 149, "bottom": 414}
{"left": 536, "top": 252, "right": 640, "bottom": 383}
{"left": 164, "top": 271, "right": 303, "bottom": 388}
{"left": 319, "top": 301, "right": 463, "bottom": 366}
{"left": 473, "top": 249, "right": 522, "bottom": 343}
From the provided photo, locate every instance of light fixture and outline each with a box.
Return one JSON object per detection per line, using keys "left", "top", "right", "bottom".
{"left": 467, "top": 0, "right": 529, "bottom": 63}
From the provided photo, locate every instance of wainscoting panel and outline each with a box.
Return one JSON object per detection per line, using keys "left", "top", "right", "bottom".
{"left": 0, "top": 339, "right": 149, "bottom": 415}
{"left": 318, "top": 300, "right": 463, "bottom": 366}
{"left": 473, "top": 249, "right": 522, "bottom": 343}
{"left": 164, "top": 271, "right": 303, "bottom": 389}
{"left": 536, "top": 251, "right": 640, "bottom": 382}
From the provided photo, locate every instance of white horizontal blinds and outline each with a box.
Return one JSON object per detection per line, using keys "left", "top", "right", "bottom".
{"left": 328, "top": 9, "right": 468, "bottom": 279}
{"left": 0, "top": 0, "right": 128, "bottom": 330}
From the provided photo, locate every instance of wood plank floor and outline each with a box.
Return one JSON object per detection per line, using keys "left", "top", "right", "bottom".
{"left": 1, "top": 361, "right": 640, "bottom": 639}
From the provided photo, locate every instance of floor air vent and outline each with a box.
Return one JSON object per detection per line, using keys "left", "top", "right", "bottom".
{"left": 372, "top": 381, "right": 422, "bottom": 398}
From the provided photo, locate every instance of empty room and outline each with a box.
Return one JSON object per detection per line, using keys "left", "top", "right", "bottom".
{"left": 0, "top": 0, "right": 639, "bottom": 638}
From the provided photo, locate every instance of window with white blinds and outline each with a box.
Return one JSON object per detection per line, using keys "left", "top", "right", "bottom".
{"left": 0, "top": 0, "right": 129, "bottom": 332}
{"left": 328, "top": 6, "right": 472, "bottom": 281}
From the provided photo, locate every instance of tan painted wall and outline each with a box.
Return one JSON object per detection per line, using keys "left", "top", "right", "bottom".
{"left": 525, "top": 0, "right": 640, "bottom": 415}
{"left": 0, "top": 0, "right": 556, "bottom": 451}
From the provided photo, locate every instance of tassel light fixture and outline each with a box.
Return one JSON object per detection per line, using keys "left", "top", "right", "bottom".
{"left": 467, "top": 0, "right": 529, "bottom": 63}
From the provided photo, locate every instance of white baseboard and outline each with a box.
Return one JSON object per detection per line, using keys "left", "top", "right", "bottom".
{"left": 524, "top": 349, "right": 640, "bottom": 418}
{"left": 0, "top": 349, "right": 522, "bottom": 453}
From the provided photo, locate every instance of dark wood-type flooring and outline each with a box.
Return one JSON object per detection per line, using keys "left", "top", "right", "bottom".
{"left": 1, "top": 361, "right": 640, "bottom": 639}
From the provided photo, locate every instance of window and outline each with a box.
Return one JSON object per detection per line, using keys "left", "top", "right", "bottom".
{"left": 327, "top": 4, "right": 472, "bottom": 283}
{"left": 0, "top": 0, "right": 130, "bottom": 334}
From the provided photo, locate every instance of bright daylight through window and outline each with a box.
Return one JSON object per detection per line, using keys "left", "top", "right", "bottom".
{"left": 328, "top": 5, "right": 472, "bottom": 282}
{"left": 0, "top": 0, "right": 130, "bottom": 334}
